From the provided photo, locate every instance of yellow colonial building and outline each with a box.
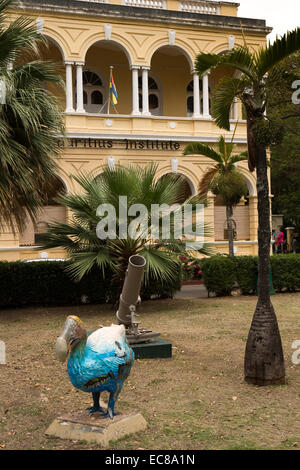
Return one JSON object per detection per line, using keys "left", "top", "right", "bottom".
{"left": 1, "top": 0, "right": 272, "bottom": 260}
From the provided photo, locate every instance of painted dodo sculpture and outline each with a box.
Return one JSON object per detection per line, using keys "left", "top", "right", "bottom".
{"left": 56, "top": 316, "right": 134, "bottom": 419}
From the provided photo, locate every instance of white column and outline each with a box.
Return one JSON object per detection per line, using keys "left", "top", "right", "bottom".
{"left": 75, "top": 62, "right": 85, "bottom": 113}
{"left": 202, "top": 73, "right": 210, "bottom": 118}
{"left": 65, "top": 61, "right": 74, "bottom": 113}
{"left": 193, "top": 73, "right": 200, "bottom": 118}
{"left": 142, "top": 67, "right": 150, "bottom": 116}
{"left": 131, "top": 65, "right": 141, "bottom": 116}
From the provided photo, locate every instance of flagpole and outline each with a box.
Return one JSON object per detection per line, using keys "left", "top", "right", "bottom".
{"left": 107, "top": 94, "right": 110, "bottom": 115}
{"left": 108, "top": 65, "right": 113, "bottom": 115}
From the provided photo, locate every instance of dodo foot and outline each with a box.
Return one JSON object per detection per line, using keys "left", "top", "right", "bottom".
{"left": 86, "top": 406, "right": 105, "bottom": 415}
{"left": 100, "top": 410, "right": 116, "bottom": 420}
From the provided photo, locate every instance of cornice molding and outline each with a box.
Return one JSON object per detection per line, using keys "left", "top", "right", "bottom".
{"left": 10, "top": 1, "right": 272, "bottom": 34}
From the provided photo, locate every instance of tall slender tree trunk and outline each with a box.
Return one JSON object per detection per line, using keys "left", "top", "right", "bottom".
{"left": 244, "top": 129, "right": 285, "bottom": 385}
{"left": 226, "top": 205, "right": 234, "bottom": 257}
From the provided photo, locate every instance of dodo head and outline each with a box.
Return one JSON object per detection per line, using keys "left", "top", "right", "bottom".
{"left": 55, "top": 315, "right": 87, "bottom": 363}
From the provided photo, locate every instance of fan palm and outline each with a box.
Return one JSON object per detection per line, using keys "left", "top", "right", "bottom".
{"left": 0, "top": 0, "right": 64, "bottom": 233}
{"left": 183, "top": 135, "right": 248, "bottom": 257}
{"left": 195, "top": 28, "right": 300, "bottom": 385}
{"left": 40, "top": 163, "right": 210, "bottom": 297}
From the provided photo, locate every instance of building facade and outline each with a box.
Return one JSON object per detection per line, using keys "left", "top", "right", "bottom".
{"left": 1, "top": 0, "right": 272, "bottom": 260}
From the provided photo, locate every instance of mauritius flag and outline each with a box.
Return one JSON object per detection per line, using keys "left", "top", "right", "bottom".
{"left": 109, "top": 68, "right": 118, "bottom": 106}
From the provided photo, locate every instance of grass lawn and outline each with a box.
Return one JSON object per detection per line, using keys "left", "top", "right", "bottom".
{"left": 0, "top": 294, "right": 299, "bottom": 450}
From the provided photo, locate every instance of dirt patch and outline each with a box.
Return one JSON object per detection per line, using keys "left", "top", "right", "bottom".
{"left": 0, "top": 295, "right": 299, "bottom": 450}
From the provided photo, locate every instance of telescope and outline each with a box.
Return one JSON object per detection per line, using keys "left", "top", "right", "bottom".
{"left": 116, "top": 254, "right": 160, "bottom": 344}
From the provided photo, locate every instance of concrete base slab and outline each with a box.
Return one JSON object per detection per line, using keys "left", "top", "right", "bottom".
{"left": 45, "top": 408, "right": 147, "bottom": 446}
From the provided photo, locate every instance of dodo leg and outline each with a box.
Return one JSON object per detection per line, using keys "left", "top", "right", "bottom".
{"left": 86, "top": 392, "right": 105, "bottom": 414}
{"left": 107, "top": 384, "right": 121, "bottom": 419}
{"left": 98, "top": 385, "right": 121, "bottom": 419}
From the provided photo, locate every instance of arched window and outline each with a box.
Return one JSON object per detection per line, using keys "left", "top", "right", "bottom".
{"left": 81, "top": 69, "right": 105, "bottom": 113}
{"left": 138, "top": 75, "right": 161, "bottom": 116}
{"left": 187, "top": 96, "right": 194, "bottom": 115}
{"left": 186, "top": 80, "right": 211, "bottom": 117}
{"left": 83, "top": 71, "right": 102, "bottom": 86}
{"left": 83, "top": 90, "right": 88, "bottom": 105}
{"left": 91, "top": 90, "right": 103, "bottom": 105}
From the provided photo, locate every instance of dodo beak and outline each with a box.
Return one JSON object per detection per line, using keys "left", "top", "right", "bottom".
{"left": 55, "top": 316, "right": 80, "bottom": 363}
{"left": 56, "top": 336, "right": 68, "bottom": 363}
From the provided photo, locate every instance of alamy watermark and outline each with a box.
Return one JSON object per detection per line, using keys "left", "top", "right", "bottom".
{"left": 95, "top": 196, "right": 205, "bottom": 249}
{"left": 292, "top": 80, "right": 300, "bottom": 105}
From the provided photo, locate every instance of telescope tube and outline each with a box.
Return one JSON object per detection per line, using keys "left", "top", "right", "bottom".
{"left": 116, "top": 255, "right": 146, "bottom": 326}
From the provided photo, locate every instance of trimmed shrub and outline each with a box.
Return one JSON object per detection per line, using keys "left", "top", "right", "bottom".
{"left": 201, "top": 254, "right": 300, "bottom": 296}
{"left": 271, "top": 254, "right": 300, "bottom": 292}
{"left": 141, "top": 264, "right": 182, "bottom": 300}
{"left": 201, "top": 255, "right": 236, "bottom": 296}
{"left": 0, "top": 261, "right": 110, "bottom": 308}
{"left": 234, "top": 256, "right": 258, "bottom": 295}
{"left": 0, "top": 260, "right": 181, "bottom": 309}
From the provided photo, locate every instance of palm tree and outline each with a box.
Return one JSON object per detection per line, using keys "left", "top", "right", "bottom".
{"left": 183, "top": 135, "right": 248, "bottom": 257}
{"left": 0, "top": 0, "right": 64, "bottom": 233}
{"left": 40, "top": 164, "right": 210, "bottom": 298}
{"left": 194, "top": 29, "right": 300, "bottom": 385}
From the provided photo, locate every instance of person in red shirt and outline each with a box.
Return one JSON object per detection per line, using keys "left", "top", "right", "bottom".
{"left": 276, "top": 228, "right": 285, "bottom": 254}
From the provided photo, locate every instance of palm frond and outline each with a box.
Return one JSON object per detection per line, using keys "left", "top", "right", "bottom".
{"left": 66, "top": 250, "right": 114, "bottom": 280}
{"left": 39, "top": 163, "right": 212, "bottom": 295}
{"left": 0, "top": 15, "right": 45, "bottom": 67}
{"left": 229, "top": 152, "right": 249, "bottom": 165}
{"left": 195, "top": 46, "right": 255, "bottom": 78}
{"left": 0, "top": 19, "right": 64, "bottom": 232}
{"left": 217, "top": 135, "right": 227, "bottom": 159}
{"left": 183, "top": 142, "right": 223, "bottom": 163}
{"left": 140, "top": 246, "right": 180, "bottom": 285}
{"left": 212, "top": 77, "right": 242, "bottom": 130}
{"left": 198, "top": 166, "right": 219, "bottom": 196}
{"left": 255, "top": 28, "right": 300, "bottom": 78}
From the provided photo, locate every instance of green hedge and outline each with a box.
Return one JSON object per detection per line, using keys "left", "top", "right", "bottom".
{"left": 201, "top": 254, "right": 300, "bottom": 296}
{"left": 271, "top": 255, "right": 300, "bottom": 292}
{"left": 200, "top": 256, "right": 237, "bottom": 296}
{"left": 0, "top": 261, "right": 181, "bottom": 309}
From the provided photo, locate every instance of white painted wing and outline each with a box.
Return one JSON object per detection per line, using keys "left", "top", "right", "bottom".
{"left": 87, "top": 324, "right": 127, "bottom": 356}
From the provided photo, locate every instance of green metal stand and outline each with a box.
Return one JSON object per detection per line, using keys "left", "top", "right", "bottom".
{"left": 131, "top": 338, "right": 172, "bottom": 359}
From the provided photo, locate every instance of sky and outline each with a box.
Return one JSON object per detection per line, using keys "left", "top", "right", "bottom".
{"left": 235, "top": 0, "right": 300, "bottom": 42}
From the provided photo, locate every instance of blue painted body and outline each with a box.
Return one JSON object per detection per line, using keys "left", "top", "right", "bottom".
{"left": 67, "top": 328, "right": 134, "bottom": 397}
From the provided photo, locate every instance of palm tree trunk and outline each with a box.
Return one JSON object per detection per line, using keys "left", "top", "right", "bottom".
{"left": 226, "top": 205, "right": 234, "bottom": 257}
{"left": 244, "top": 131, "right": 285, "bottom": 385}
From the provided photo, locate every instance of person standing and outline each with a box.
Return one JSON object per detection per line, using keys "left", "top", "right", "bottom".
{"left": 276, "top": 227, "right": 285, "bottom": 254}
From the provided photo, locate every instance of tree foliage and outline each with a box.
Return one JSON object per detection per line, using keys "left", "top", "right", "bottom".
{"left": 184, "top": 135, "right": 248, "bottom": 256}
{"left": 0, "top": 0, "right": 64, "bottom": 232}
{"left": 40, "top": 164, "right": 211, "bottom": 293}
{"left": 194, "top": 28, "right": 300, "bottom": 385}
{"left": 267, "top": 53, "right": 300, "bottom": 230}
